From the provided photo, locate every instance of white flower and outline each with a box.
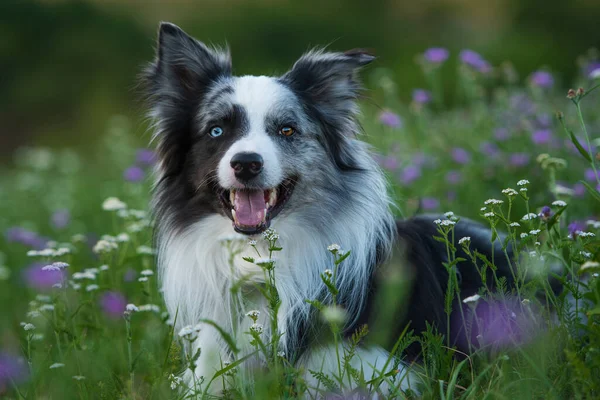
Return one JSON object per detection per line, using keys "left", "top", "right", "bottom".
{"left": 36, "top": 294, "right": 51, "bottom": 302}
{"left": 71, "top": 234, "right": 87, "bottom": 243}
{"left": 125, "top": 304, "right": 139, "bottom": 312}
{"left": 520, "top": 233, "right": 529, "bottom": 239}
{"left": 552, "top": 200, "right": 567, "bottom": 207}
{"left": 581, "top": 261, "right": 600, "bottom": 271}
{"left": 49, "top": 363, "right": 65, "bottom": 369}
{"left": 136, "top": 245, "right": 156, "bottom": 255}
{"left": 38, "top": 249, "right": 55, "bottom": 257}
{"left": 323, "top": 269, "right": 333, "bottom": 278}
{"left": 509, "top": 222, "right": 520, "bottom": 227}
{"left": 501, "top": 188, "right": 518, "bottom": 197}
{"left": 521, "top": 213, "right": 538, "bottom": 221}
{"left": 249, "top": 323, "right": 264, "bottom": 335}
{"left": 555, "top": 185, "right": 574, "bottom": 196}
{"left": 517, "top": 179, "right": 530, "bottom": 186}
{"left": 580, "top": 251, "right": 592, "bottom": 259}
{"left": 42, "top": 261, "right": 69, "bottom": 271}
{"left": 72, "top": 271, "right": 96, "bottom": 280}
{"left": 93, "top": 240, "right": 117, "bottom": 254}
{"left": 535, "top": 241, "right": 541, "bottom": 246}
{"left": 480, "top": 207, "right": 487, "bottom": 211}
{"left": 277, "top": 351, "right": 286, "bottom": 358}
{"left": 586, "top": 220, "right": 600, "bottom": 229}
{"left": 169, "top": 374, "right": 183, "bottom": 390}
{"left": 178, "top": 325, "right": 198, "bottom": 339}
{"left": 591, "top": 68, "right": 600, "bottom": 79}
{"left": 72, "top": 375, "right": 86, "bottom": 381}
{"left": 102, "top": 197, "right": 127, "bottom": 211}
{"left": 52, "top": 283, "right": 63, "bottom": 289}
{"left": 579, "top": 232, "right": 596, "bottom": 238}
{"left": 69, "top": 281, "right": 81, "bottom": 290}
{"left": 248, "top": 240, "right": 257, "bottom": 246}
{"left": 138, "top": 277, "right": 148, "bottom": 282}
{"left": 519, "top": 187, "right": 528, "bottom": 193}
{"left": 433, "top": 219, "right": 442, "bottom": 225}
{"left": 39, "top": 304, "right": 55, "bottom": 312}
{"left": 23, "top": 323, "right": 36, "bottom": 331}
{"left": 99, "top": 264, "right": 109, "bottom": 271}
{"left": 436, "top": 219, "right": 456, "bottom": 226}
{"left": 484, "top": 199, "right": 504, "bottom": 205}
{"left": 138, "top": 304, "right": 161, "bottom": 313}
{"left": 327, "top": 244, "right": 341, "bottom": 253}
{"left": 32, "top": 333, "right": 44, "bottom": 341}
{"left": 462, "top": 294, "right": 481, "bottom": 304}
{"left": 529, "top": 229, "right": 541, "bottom": 235}
{"left": 245, "top": 310, "right": 260, "bottom": 320}
{"left": 262, "top": 228, "right": 279, "bottom": 241}
{"left": 521, "top": 299, "right": 531, "bottom": 306}
{"left": 444, "top": 211, "right": 455, "bottom": 218}
{"left": 116, "top": 233, "right": 130, "bottom": 242}
{"left": 484, "top": 212, "right": 495, "bottom": 218}
{"left": 320, "top": 306, "right": 347, "bottom": 325}
{"left": 529, "top": 251, "right": 537, "bottom": 258}
{"left": 458, "top": 237, "right": 471, "bottom": 246}
{"left": 53, "top": 248, "right": 71, "bottom": 257}
{"left": 86, "top": 284, "right": 99, "bottom": 292}
{"left": 140, "top": 269, "right": 154, "bottom": 276}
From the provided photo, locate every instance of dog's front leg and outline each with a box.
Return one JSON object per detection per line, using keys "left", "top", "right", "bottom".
{"left": 182, "top": 327, "right": 229, "bottom": 395}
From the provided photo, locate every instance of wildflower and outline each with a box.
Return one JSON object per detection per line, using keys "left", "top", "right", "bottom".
{"left": 567, "top": 89, "right": 577, "bottom": 99}
{"left": 576, "top": 87, "right": 585, "bottom": 97}
{"left": 510, "top": 222, "right": 520, "bottom": 227}
{"left": 248, "top": 240, "right": 257, "bottom": 246}
{"left": 72, "top": 376, "right": 86, "bottom": 381}
{"left": 246, "top": 310, "right": 260, "bottom": 322}
{"left": 93, "top": 240, "right": 117, "bottom": 254}
{"left": 116, "top": 233, "right": 130, "bottom": 242}
{"left": 494, "top": 128, "right": 510, "bottom": 141}
{"left": 552, "top": 200, "right": 567, "bottom": 207}
{"left": 522, "top": 213, "right": 538, "bottom": 221}
{"left": 136, "top": 245, "right": 156, "bottom": 255}
{"left": 255, "top": 257, "right": 276, "bottom": 268}
{"left": 123, "top": 166, "right": 145, "bottom": 183}
{"left": 581, "top": 261, "right": 600, "bottom": 272}
{"left": 580, "top": 251, "right": 592, "bottom": 259}
{"left": 412, "top": 89, "right": 432, "bottom": 104}
{"left": 480, "top": 207, "right": 487, "bottom": 211}
{"left": 444, "top": 211, "right": 455, "bottom": 219}
{"left": 323, "top": 269, "right": 333, "bottom": 278}
{"left": 539, "top": 206, "right": 552, "bottom": 220}
{"left": 169, "top": 373, "right": 183, "bottom": 390}
{"left": 51, "top": 210, "right": 71, "bottom": 230}
{"left": 327, "top": 244, "right": 341, "bottom": 253}
{"left": 587, "top": 220, "right": 600, "bottom": 229}
{"left": 530, "top": 71, "right": 554, "bottom": 88}
{"left": 99, "top": 264, "right": 109, "bottom": 271}
{"left": 320, "top": 306, "right": 347, "bottom": 325}
{"left": 521, "top": 299, "right": 531, "bottom": 306}
{"left": 519, "top": 187, "right": 528, "bottom": 193}
{"left": 136, "top": 148, "right": 157, "bottom": 166}
{"left": 484, "top": 199, "right": 504, "bottom": 205}
{"left": 509, "top": 153, "right": 530, "bottom": 167}
{"left": 72, "top": 271, "right": 96, "bottom": 280}
{"left": 535, "top": 241, "right": 541, "bottom": 246}
{"left": 100, "top": 292, "right": 127, "bottom": 318}
{"left": 140, "top": 269, "right": 154, "bottom": 276}
{"left": 138, "top": 304, "right": 161, "bottom": 312}
{"left": 262, "top": 228, "right": 279, "bottom": 241}
{"left": 529, "top": 229, "right": 541, "bottom": 235}
{"left": 39, "top": 304, "right": 55, "bottom": 312}
{"left": 125, "top": 304, "right": 139, "bottom": 313}
{"left": 49, "top": 363, "right": 65, "bottom": 369}
{"left": 379, "top": 111, "right": 403, "bottom": 129}
{"left": 138, "top": 277, "right": 148, "bottom": 282}
{"left": 42, "top": 261, "right": 69, "bottom": 271}
{"left": 579, "top": 232, "right": 596, "bottom": 238}
{"left": 69, "top": 282, "right": 81, "bottom": 291}
{"left": 531, "top": 129, "right": 553, "bottom": 145}
{"left": 102, "top": 197, "right": 127, "bottom": 211}
{"left": 445, "top": 170, "right": 463, "bottom": 184}
{"left": 451, "top": 147, "right": 471, "bottom": 164}
{"left": 249, "top": 323, "right": 264, "bottom": 335}
{"left": 520, "top": 233, "right": 529, "bottom": 239}
{"left": 459, "top": 49, "right": 489, "bottom": 72}
{"left": 502, "top": 188, "right": 518, "bottom": 197}
{"left": 86, "top": 284, "right": 99, "bottom": 292}
{"left": 277, "top": 351, "right": 286, "bottom": 358}
{"left": 462, "top": 294, "right": 481, "bottom": 304}
{"left": 484, "top": 212, "right": 495, "bottom": 218}
{"left": 458, "top": 237, "right": 471, "bottom": 246}
{"left": 421, "top": 197, "right": 439, "bottom": 210}
{"left": 23, "top": 323, "right": 35, "bottom": 331}
{"left": 178, "top": 325, "right": 201, "bottom": 339}
{"left": 591, "top": 68, "right": 600, "bottom": 79}
{"left": 423, "top": 47, "right": 449, "bottom": 64}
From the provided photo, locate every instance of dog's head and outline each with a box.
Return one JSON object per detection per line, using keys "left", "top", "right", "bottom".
{"left": 145, "top": 22, "right": 375, "bottom": 235}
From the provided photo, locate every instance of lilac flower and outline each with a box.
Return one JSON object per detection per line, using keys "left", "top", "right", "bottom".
{"left": 569, "top": 221, "right": 586, "bottom": 237}
{"left": 421, "top": 197, "right": 439, "bottom": 210}
{"left": 459, "top": 49, "right": 490, "bottom": 72}
{"left": 574, "top": 183, "right": 586, "bottom": 198}
{"left": 399, "top": 166, "right": 421, "bottom": 185}
{"left": 123, "top": 166, "right": 145, "bottom": 183}
{"left": 509, "top": 153, "right": 530, "bottom": 167}
{"left": 509, "top": 94, "right": 536, "bottom": 116}
{"left": 51, "top": 209, "right": 70, "bottom": 230}
{"left": 135, "top": 149, "right": 157, "bottom": 166}
{"left": 23, "top": 263, "right": 65, "bottom": 290}
{"left": 423, "top": 48, "right": 449, "bottom": 64}
{"left": 0, "top": 352, "right": 29, "bottom": 387}
{"left": 412, "top": 89, "right": 432, "bottom": 104}
{"left": 379, "top": 111, "right": 403, "bottom": 129}
{"left": 536, "top": 113, "right": 552, "bottom": 128}
{"left": 451, "top": 148, "right": 471, "bottom": 164}
{"left": 531, "top": 129, "right": 553, "bottom": 145}
{"left": 480, "top": 141, "right": 500, "bottom": 158}
{"left": 381, "top": 156, "right": 399, "bottom": 170}
{"left": 586, "top": 62, "right": 600, "bottom": 78}
{"left": 5, "top": 228, "right": 47, "bottom": 249}
{"left": 584, "top": 168, "right": 598, "bottom": 182}
{"left": 494, "top": 128, "right": 510, "bottom": 141}
{"left": 100, "top": 292, "right": 127, "bottom": 319}
{"left": 539, "top": 206, "right": 552, "bottom": 221}
{"left": 445, "top": 170, "right": 463, "bottom": 185}
{"left": 530, "top": 71, "right": 554, "bottom": 88}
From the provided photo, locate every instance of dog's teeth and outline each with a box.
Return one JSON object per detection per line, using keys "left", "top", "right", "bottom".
{"left": 263, "top": 208, "right": 267, "bottom": 222}
{"left": 230, "top": 190, "right": 236, "bottom": 205}
{"left": 268, "top": 189, "right": 277, "bottom": 207}
{"left": 231, "top": 209, "right": 236, "bottom": 221}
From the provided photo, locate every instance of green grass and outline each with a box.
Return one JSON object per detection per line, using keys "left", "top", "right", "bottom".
{"left": 1, "top": 57, "right": 600, "bottom": 399}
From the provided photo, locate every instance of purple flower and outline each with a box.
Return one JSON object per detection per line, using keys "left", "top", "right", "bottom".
{"left": 536, "top": 113, "right": 552, "bottom": 128}
{"left": 100, "top": 292, "right": 127, "bottom": 319}
{"left": 399, "top": 166, "right": 421, "bottom": 185}
{"left": 421, "top": 197, "right": 439, "bottom": 210}
{"left": 51, "top": 209, "right": 70, "bottom": 230}
{"left": 23, "top": 263, "right": 65, "bottom": 290}
{"left": 509, "top": 94, "right": 536, "bottom": 116}
{"left": 136, "top": 149, "right": 157, "bottom": 167}
{"left": 569, "top": 221, "right": 586, "bottom": 236}
{"left": 123, "top": 268, "right": 137, "bottom": 282}
{"left": 5, "top": 228, "right": 47, "bottom": 249}
{"left": 531, "top": 129, "right": 553, "bottom": 145}
{"left": 509, "top": 153, "right": 530, "bottom": 167}
{"left": 0, "top": 352, "right": 28, "bottom": 387}
{"left": 123, "top": 166, "right": 145, "bottom": 183}
{"left": 451, "top": 148, "right": 471, "bottom": 164}
{"left": 530, "top": 71, "right": 554, "bottom": 88}
{"left": 459, "top": 49, "right": 490, "bottom": 72}
{"left": 412, "top": 89, "right": 432, "bottom": 104}
{"left": 586, "top": 62, "right": 600, "bottom": 78}
{"left": 494, "top": 128, "right": 510, "bottom": 141}
{"left": 379, "top": 111, "right": 402, "bottom": 129}
{"left": 539, "top": 206, "right": 552, "bottom": 221}
{"left": 381, "top": 156, "right": 399, "bottom": 170}
{"left": 480, "top": 141, "right": 500, "bottom": 158}
{"left": 423, "top": 48, "right": 449, "bottom": 64}
{"left": 445, "top": 170, "right": 463, "bottom": 185}
{"left": 574, "top": 183, "right": 586, "bottom": 198}
{"left": 584, "top": 168, "right": 598, "bottom": 182}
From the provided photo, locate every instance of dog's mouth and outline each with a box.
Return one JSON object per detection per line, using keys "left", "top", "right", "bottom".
{"left": 218, "top": 178, "right": 297, "bottom": 235}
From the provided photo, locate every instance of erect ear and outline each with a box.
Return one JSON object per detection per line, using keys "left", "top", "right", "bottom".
{"left": 280, "top": 49, "right": 375, "bottom": 171}
{"left": 143, "top": 22, "right": 231, "bottom": 175}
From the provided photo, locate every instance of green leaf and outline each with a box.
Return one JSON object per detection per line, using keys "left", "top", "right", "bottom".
{"left": 581, "top": 181, "right": 600, "bottom": 204}
{"left": 198, "top": 319, "right": 240, "bottom": 354}
{"left": 559, "top": 117, "right": 592, "bottom": 162}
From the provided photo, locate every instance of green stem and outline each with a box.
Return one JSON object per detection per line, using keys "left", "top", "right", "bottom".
{"left": 575, "top": 101, "right": 600, "bottom": 187}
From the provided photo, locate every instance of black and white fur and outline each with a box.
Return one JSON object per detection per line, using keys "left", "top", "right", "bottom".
{"left": 143, "top": 22, "right": 516, "bottom": 395}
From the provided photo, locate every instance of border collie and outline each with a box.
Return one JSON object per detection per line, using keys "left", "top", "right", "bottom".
{"left": 143, "top": 22, "right": 516, "bottom": 396}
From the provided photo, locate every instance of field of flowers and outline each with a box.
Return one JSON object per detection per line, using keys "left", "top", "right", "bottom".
{"left": 1, "top": 48, "right": 599, "bottom": 399}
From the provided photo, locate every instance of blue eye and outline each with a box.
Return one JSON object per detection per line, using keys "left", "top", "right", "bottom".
{"left": 209, "top": 126, "right": 223, "bottom": 138}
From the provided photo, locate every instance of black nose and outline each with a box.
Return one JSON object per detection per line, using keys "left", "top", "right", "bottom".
{"left": 230, "top": 152, "right": 264, "bottom": 181}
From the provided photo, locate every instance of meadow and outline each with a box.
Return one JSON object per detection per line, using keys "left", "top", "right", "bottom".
{"left": 1, "top": 47, "right": 599, "bottom": 399}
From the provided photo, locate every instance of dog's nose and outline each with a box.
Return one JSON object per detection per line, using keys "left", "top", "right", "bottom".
{"left": 230, "top": 152, "right": 264, "bottom": 181}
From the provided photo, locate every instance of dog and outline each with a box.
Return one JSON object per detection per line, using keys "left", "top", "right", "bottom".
{"left": 142, "top": 22, "right": 518, "bottom": 396}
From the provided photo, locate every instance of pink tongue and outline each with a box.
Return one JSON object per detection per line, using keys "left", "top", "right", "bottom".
{"left": 234, "top": 190, "right": 266, "bottom": 226}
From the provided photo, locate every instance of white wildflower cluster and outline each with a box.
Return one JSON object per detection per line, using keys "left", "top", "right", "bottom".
{"left": 277, "top": 351, "right": 286, "bottom": 358}
{"left": 480, "top": 207, "right": 487, "bottom": 212}
{"left": 141, "top": 269, "right": 154, "bottom": 276}
{"left": 245, "top": 310, "right": 260, "bottom": 322}
{"left": 72, "top": 269, "right": 98, "bottom": 280}
{"left": 323, "top": 269, "right": 333, "bottom": 278}
{"left": 117, "top": 209, "right": 147, "bottom": 220}
{"left": 248, "top": 240, "right": 257, "bottom": 246}
{"left": 124, "top": 304, "right": 139, "bottom": 315}
{"left": 444, "top": 211, "right": 458, "bottom": 221}
{"left": 39, "top": 304, "right": 55, "bottom": 312}
{"left": 72, "top": 375, "right": 86, "bottom": 381}
{"left": 520, "top": 233, "right": 529, "bottom": 239}
{"left": 168, "top": 373, "right": 184, "bottom": 391}
{"left": 587, "top": 220, "right": 600, "bottom": 229}
{"left": 501, "top": 188, "right": 518, "bottom": 197}
{"left": 86, "top": 284, "right": 99, "bottom": 292}
{"left": 28, "top": 247, "right": 72, "bottom": 258}
{"left": 483, "top": 212, "right": 495, "bottom": 218}
{"left": 484, "top": 199, "right": 504, "bottom": 206}
{"left": 179, "top": 324, "right": 202, "bottom": 339}
{"left": 510, "top": 222, "right": 520, "bottom": 227}
{"left": 320, "top": 305, "right": 347, "bottom": 325}
{"left": 458, "top": 237, "right": 471, "bottom": 246}
{"left": 138, "top": 304, "right": 161, "bottom": 313}
{"left": 581, "top": 261, "right": 600, "bottom": 272}
{"left": 49, "top": 363, "right": 65, "bottom": 369}
{"left": 93, "top": 239, "right": 118, "bottom": 254}
{"left": 579, "top": 232, "right": 596, "bottom": 238}
{"left": 115, "top": 233, "right": 130, "bottom": 243}
{"left": 327, "top": 243, "right": 341, "bottom": 253}
{"left": 529, "top": 229, "right": 541, "bottom": 236}
{"left": 433, "top": 219, "right": 456, "bottom": 227}
{"left": 136, "top": 245, "right": 157, "bottom": 256}
{"left": 552, "top": 200, "right": 567, "bottom": 207}
{"left": 249, "top": 323, "right": 264, "bottom": 335}
{"left": 262, "top": 228, "right": 279, "bottom": 242}
{"left": 517, "top": 179, "right": 530, "bottom": 186}
{"left": 102, "top": 197, "right": 127, "bottom": 211}
{"left": 521, "top": 213, "right": 538, "bottom": 221}
{"left": 22, "top": 323, "right": 36, "bottom": 331}
{"left": 462, "top": 294, "right": 481, "bottom": 304}
{"left": 42, "top": 261, "right": 69, "bottom": 271}
{"left": 580, "top": 251, "right": 592, "bottom": 259}
{"left": 218, "top": 232, "right": 247, "bottom": 243}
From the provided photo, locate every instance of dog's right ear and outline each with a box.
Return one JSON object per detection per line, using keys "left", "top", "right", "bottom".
{"left": 146, "top": 22, "right": 232, "bottom": 101}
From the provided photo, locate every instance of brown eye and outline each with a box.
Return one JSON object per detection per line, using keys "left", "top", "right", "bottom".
{"left": 279, "top": 126, "right": 295, "bottom": 137}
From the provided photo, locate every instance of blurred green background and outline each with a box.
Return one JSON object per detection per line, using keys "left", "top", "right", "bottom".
{"left": 1, "top": 0, "right": 599, "bottom": 159}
